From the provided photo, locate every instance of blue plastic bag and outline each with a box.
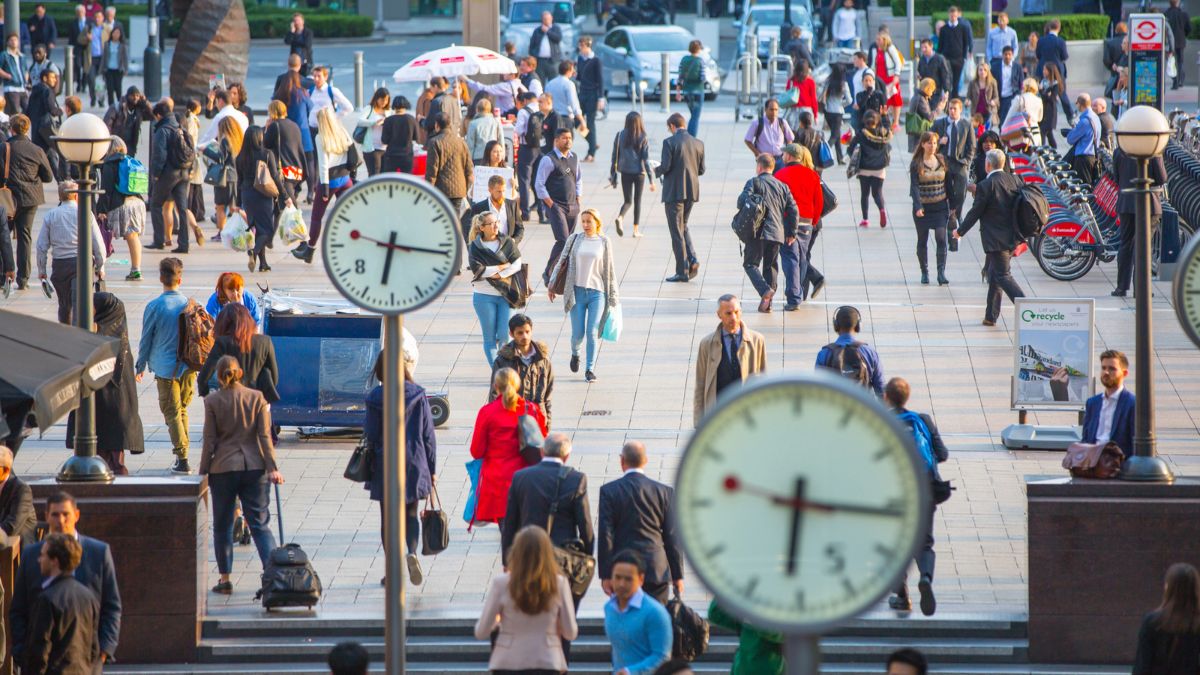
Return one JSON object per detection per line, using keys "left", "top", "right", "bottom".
{"left": 817, "top": 141, "right": 835, "bottom": 169}
{"left": 600, "top": 304, "right": 623, "bottom": 342}
{"left": 463, "top": 458, "right": 482, "bottom": 525}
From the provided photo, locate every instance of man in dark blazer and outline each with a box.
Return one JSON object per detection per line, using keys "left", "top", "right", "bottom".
{"left": 23, "top": 533, "right": 100, "bottom": 674}
{"left": 955, "top": 148, "right": 1025, "bottom": 326}
{"left": 575, "top": 36, "right": 604, "bottom": 162}
{"left": 0, "top": 446, "right": 36, "bottom": 545}
{"left": 655, "top": 112, "right": 704, "bottom": 283}
{"left": 11, "top": 492, "right": 121, "bottom": 667}
{"left": 993, "top": 47, "right": 1025, "bottom": 123}
{"left": 65, "top": 4, "right": 88, "bottom": 93}
{"left": 1102, "top": 22, "right": 1127, "bottom": 99}
{"left": 597, "top": 442, "right": 683, "bottom": 606}
{"left": 1081, "top": 350, "right": 1136, "bottom": 458}
{"left": 26, "top": 4, "right": 58, "bottom": 57}
{"left": 1111, "top": 147, "right": 1168, "bottom": 297}
{"left": 917, "top": 39, "right": 952, "bottom": 103}
{"left": 528, "top": 12, "right": 563, "bottom": 82}
{"left": 461, "top": 174, "right": 525, "bottom": 244}
{"left": 932, "top": 99, "right": 974, "bottom": 242}
{"left": 936, "top": 7, "right": 973, "bottom": 97}
{"left": 283, "top": 13, "right": 314, "bottom": 76}
{"left": 1035, "top": 20, "right": 1073, "bottom": 124}
{"left": 1, "top": 113, "right": 55, "bottom": 290}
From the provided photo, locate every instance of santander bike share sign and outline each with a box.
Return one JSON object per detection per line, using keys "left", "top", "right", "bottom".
{"left": 1129, "top": 13, "right": 1167, "bottom": 109}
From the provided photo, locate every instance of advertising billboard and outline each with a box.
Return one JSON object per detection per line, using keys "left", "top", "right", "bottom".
{"left": 1011, "top": 298, "right": 1095, "bottom": 409}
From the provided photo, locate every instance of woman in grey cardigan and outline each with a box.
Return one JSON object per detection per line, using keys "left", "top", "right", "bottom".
{"left": 547, "top": 208, "right": 619, "bottom": 383}
{"left": 609, "top": 111, "right": 655, "bottom": 238}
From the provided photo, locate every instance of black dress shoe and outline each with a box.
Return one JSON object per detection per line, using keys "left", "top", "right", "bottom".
{"left": 809, "top": 278, "right": 825, "bottom": 298}
{"left": 688, "top": 262, "right": 700, "bottom": 280}
{"left": 665, "top": 274, "right": 689, "bottom": 282}
{"left": 888, "top": 594, "right": 912, "bottom": 612}
{"left": 1111, "top": 289, "right": 1127, "bottom": 297}
{"left": 170, "top": 247, "right": 189, "bottom": 254}
{"left": 145, "top": 244, "right": 165, "bottom": 250}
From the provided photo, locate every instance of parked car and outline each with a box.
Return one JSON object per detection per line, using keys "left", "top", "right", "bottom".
{"left": 501, "top": 0, "right": 587, "bottom": 60}
{"left": 596, "top": 25, "right": 722, "bottom": 101}
{"left": 735, "top": 1, "right": 816, "bottom": 63}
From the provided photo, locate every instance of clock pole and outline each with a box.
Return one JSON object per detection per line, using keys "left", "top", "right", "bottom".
{"left": 784, "top": 635, "right": 820, "bottom": 675}
{"left": 383, "top": 314, "right": 408, "bottom": 672}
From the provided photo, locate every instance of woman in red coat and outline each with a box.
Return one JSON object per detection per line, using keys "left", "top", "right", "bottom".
{"left": 469, "top": 368, "right": 547, "bottom": 525}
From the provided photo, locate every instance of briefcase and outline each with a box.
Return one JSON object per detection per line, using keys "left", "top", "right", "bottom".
{"left": 421, "top": 486, "right": 449, "bottom": 555}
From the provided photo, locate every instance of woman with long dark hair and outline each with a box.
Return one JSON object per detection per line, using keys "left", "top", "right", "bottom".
{"left": 847, "top": 109, "right": 892, "bottom": 227}
{"left": 909, "top": 130, "right": 951, "bottom": 285}
{"left": 197, "top": 302, "right": 279, "bottom": 399}
{"left": 609, "top": 111, "right": 654, "bottom": 238}
{"left": 481, "top": 140, "right": 508, "bottom": 168}
{"left": 1134, "top": 563, "right": 1200, "bottom": 674}
{"left": 785, "top": 58, "right": 818, "bottom": 125}
{"left": 381, "top": 95, "right": 417, "bottom": 174}
{"left": 820, "top": 63, "right": 852, "bottom": 164}
{"left": 357, "top": 87, "right": 390, "bottom": 176}
{"left": 1039, "top": 63, "right": 1064, "bottom": 149}
{"left": 274, "top": 70, "right": 315, "bottom": 200}
{"left": 102, "top": 26, "right": 128, "bottom": 108}
{"left": 234, "top": 125, "right": 288, "bottom": 273}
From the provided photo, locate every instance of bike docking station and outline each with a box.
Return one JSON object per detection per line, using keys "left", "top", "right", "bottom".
{"left": 1000, "top": 298, "right": 1095, "bottom": 450}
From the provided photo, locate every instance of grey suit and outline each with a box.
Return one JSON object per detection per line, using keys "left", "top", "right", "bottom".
{"left": 654, "top": 129, "right": 705, "bottom": 278}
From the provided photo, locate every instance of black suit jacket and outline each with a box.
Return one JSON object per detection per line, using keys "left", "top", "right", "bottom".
{"left": 0, "top": 136, "right": 54, "bottom": 208}
{"left": 597, "top": 472, "right": 682, "bottom": 587}
{"left": 12, "top": 534, "right": 122, "bottom": 662}
{"left": 937, "top": 21, "right": 973, "bottom": 60}
{"left": 932, "top": 116, "right": 974, "bottom": 170}
{"left": 1114, "top": 148, "right": 1168, "bottom": 216}
{"left": 528, "top": 24, "right": 563, "bottom": 62}
{"left": 918, "top": 54, "right": 952, "bottom": 99}
{"left": 284, "top": 27, "right": 314, "bottom": 66}
{"left": 196, "top": 335, "right": 280, "bottom": 399}
{"left": 462, "top": 197, "right": 524, "bottom": 243}
{"left": 0, "top": 477, "right": 36, "bottom": 545}
{"left": 989, "top": 60, "right": 1025, "bottom": 99}
{"left": 501, "top": 461, "right": 594, "bottom": 564}
{"left": 958, "top": 170, "right": 1024, "bottom": 252}
{"left": 655, "top": 129, "right": 704, "bottom": 203}
{"left": 1035, "top": 33, "right": 1069, "bottom": 79}
{"left": 23, "top": 574, "right": 99, "bottom": 674}
{"left": 576, "top": 54, "right": 604, "bottom": 100}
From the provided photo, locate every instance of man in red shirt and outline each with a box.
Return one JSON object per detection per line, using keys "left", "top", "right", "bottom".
{"left": 774, "top": 144, "right": 825, "bottom": 309}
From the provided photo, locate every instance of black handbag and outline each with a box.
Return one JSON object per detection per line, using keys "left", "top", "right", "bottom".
{"left": 420, "top": 485, "right": 450, "bottom": 555}
{"left": 667, "top": 590, "right": 710, "bottom": 661}
{"left": 547, "top": 466, "right": 596, "bottom": 597}
{"left": 204, "top": 162, "right": 229, "bottom": 188}
{"left": 352, "top": 125, "right": 368, "bottom": 144}
{"left": 490, "top": 263, "right": 533, "bottom": 309}
{"left": 820, "top": 180, "right": 838, "bottom": 218}
{"left": 343, "top": 436, "right": 372, "bottom": 483}
{"left": 517, "top": 401, "right": 545, "bottom": 465}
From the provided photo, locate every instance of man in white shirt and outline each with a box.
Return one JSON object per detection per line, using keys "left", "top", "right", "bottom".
{"left": 849, "top": 51, "right": 873, "bottom": 128}
{"left": 36, "top": 181, "right": 105, "bottom": 324}
{"left": 544, "top": 60, "right": 586, "bottom": 138}
{"left": 832, "top": 0, "right": 859, "bottom": 48}
{"left": 996, "top": 46, "right": 1022, "bottom": 123}
{"left": 196, "top": 88, "right": 248, "bottom": 147}
{"left": 306, "top": 65, "right": 353, "bottom": 130}
{"left": 1081, "top": 350, "right": 1135, "bottom": 457}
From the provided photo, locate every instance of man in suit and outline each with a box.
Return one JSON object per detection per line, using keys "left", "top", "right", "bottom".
{"left": 283, "top": 13, "right": 314, "bottom": 76}
{"left": 1035, "top": 20, "right": 1073, "bottom": 125}
{"left": 575, "top": 37, "right": 603, "bottom": 162}
{"left": 462, "top": 174, "right": 524, "bottom": 244}
{"left": 26, "top": 4, "right": 58, "bottom": 58}
{"left": 1081, "top": 350, "right": 1136, "bottom": 458}
{"left": 11, "top": 491, "right": 121, "bottom": 667}
{"left": 535, "top": 127, "right": 582, "bottom": 284}
{"left": 954, "top": 149, "right": 1025, "bottom": 326}
{"left": 917, "top": 39, "right": 951, "bottom": 104}
{"left": 1111, "top": 146, "right": 1167, "bottom": 297}
{"left": 65, "top": 4, "right": 88, "bottom": 94}
{"left": 655, "top": 112, "right": 704, "bottom": 283}
{"left": 1102, "top": 22, "right": 1127, "bottom": 99}
{"left": 0, "top": 446, "right": 36, "bottom": 546}
{"left": 24, "top": 534, "right": 100, "bottom": 673}
{"left": 1, "top": 113, "right": 54, "bottom": 291}
{"left": 1165, "top": 0, "right": 1189, "bottom": 89}
{"left": 694, "top": 295, "right": 767, "bottom": 426}
{"left": 932, "top": 98, "right": 973, "bottom": 245}
{"left": 994, "top": 46, "right": 1025, "bottom": 123}
{"left": 528, "top": 12, "right": 563, "bottom": 82}
{"left": 598, "top": 442, "right": 683, "bottom": 606}
{"left": 936, "top": 7, "right": 973, "bottom": 97}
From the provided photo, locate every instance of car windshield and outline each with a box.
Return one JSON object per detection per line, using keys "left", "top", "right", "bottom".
{"left": 510, "top": 1, "right": 574, "bottom": 23}
{"left": 751, "top": 7, "right": 810, "bottom": 24}
{"left": 631, "top": 31, "right": 693, "bottom": 53}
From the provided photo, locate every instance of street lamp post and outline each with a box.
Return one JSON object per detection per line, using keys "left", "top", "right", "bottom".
{"left": 53, "top": 112, "right": 114, "bottom": 484}
{"left": 1115, "top": 105, "right": 1175, "bottom": 483}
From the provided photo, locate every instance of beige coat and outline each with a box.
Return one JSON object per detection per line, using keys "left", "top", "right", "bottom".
{"left": 474, "top": 573, "right": 578, "bottom": 672}
{"left": 200, "top": 384, "right": 278, "bottom": 475}
{"left": 694, "top": 322, "right": 767, "bottom": 426}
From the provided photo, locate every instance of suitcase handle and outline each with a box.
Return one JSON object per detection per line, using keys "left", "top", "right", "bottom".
{"left": 274, "top": 482, "right": 285, "bottom": 544}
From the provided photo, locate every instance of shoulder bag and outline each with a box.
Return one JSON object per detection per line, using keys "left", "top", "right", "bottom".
{"left": 546, "top": 234, "right": 579, "bottom": 296}
{"left": 820, "top": 180, "right": 838, "bottom": 218}
{"left": 420, "top": 484, "right": 450, "bottom": 555}
{"left": 1062, "top": 441, "right": 1123, "bottom": 479}
{"left": 343, "top": 435, "right": 372, "bottom": 483}
{"left": 0, "top": 144, "right": 14, "bottom": 218}
{"left": 254, "top": 159, "right": 280, "bottom": 198}
{"left": 547, "top": 465, "right": 596, "bottom": 597}
{"left": 517, "top": 400, "right": 545, "bottom": 465}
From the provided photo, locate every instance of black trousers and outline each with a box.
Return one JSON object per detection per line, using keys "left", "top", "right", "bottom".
{"left": 363, "top": 149, "right": 384, "bottom": 176}
{"left": 1174, "top": 46, "right": 1186, "bottom": 87}
{"left": 3, "top": 91, "right": 26, "bottom": 116}
{"left": 946, "top": 164, "right": 969, "bottom": 229}
{"left": 948, "top": 58, "right": 965, "bottom": 98}
{"left": 0, "top": 211, "right": 12, "bottom": 279}
{"left": 13, "top": 205, "right": 37, "bottom": 284}
{"left": 664, "top": 200, "right": 698, "bottom": 277}
{"left": 643, "top": 580, "right": 670, "bottom": 605}
{"left": 1072, "top": 154, "right": 1099, "bottom": 187}
{"left": 858, "top": 176, "right": 885, "bottom": 219}
{"left": 896, "top": 504, "right": 937, "bottom": 595}
{"left": 805, "top": 226, "right": 825, "bottom": 297}
{"left": 304, "top": 148, "right": 317, "bottom": 197}
{"left": 580, "top": 95, "right": 599, "bottom": 158}
{"left": 1115, "top": 211, "right": 1148, "bottom": 293}
{"left": 826, "top": 113, "right": 844, "bottom": 162}
{"left": 999, "top": 95, "right": 1014, "bottom": 125}
{"left": 104, "top": 69, "right": 123, "bottom": 106}
{"left": 150, "top": 171, "right": 192, "bottom": 250}
{"left": 617, "top": 172, "right": 644, "bottom": 225}
{"left": 381, "top": 154, "right": 413, "bottom": 174}
{"left": 985, "top": 250, "right": 1025, "bottom": 322}
{"left": 743, "top": 239, "right": 780, "bottom": 298}
{"left": 50, "top": 257, "right": 76, "bottom": 324}
{"left": 543, "top": 200, "right": 579, "bottom": 282}
{"left": 516, "top": 145, "right": 540, "bottom": 220}
{"left": 378, "top": 500, "right": 420, "bottom": 555}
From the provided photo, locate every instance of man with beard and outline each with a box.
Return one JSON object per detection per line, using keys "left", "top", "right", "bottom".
{"left": 1081, "top": 350, "right": 1135, "bottom": 458}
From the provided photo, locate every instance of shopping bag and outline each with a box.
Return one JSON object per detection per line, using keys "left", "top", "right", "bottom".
{"left": 463, "top": 458, "right": 482, "bottom": 525}
{"left": 817, "top": 140, "right": 836, "bottom": 169}
{"left": 277, "top": 206, "right": 308, "bottom": 248}
{"left": 778, "top": 87, "right": 800, "bottom": 108}
{"left": 600, "top": 304, "right": 623, "bottom": 342}
{"left": 220, "top": 212, "right": 255, "bottom": 252}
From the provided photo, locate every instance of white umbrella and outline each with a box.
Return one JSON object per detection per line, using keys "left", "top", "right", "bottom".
{"left": 392, "top": 45, "right": 518, "bottom": 83}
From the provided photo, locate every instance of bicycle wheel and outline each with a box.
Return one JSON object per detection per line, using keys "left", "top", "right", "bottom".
{"left": 1035, "top": 227, "right": 1098, "bottom": 281}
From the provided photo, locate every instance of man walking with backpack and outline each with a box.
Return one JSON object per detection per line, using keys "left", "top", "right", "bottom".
{"left": 675, "top": 40, "right": 707, "bottom": 137}
{"left": 736, "top": 154, "right": 800, "bottom": 313}
{"left": 815, "top": 305, "right": 884, "bottom": 395}
{"left": 884, "top": 377, "right": 949, "bottom": 617}
{"left": 136, "top": 257, "right": 204, "bottom": 474}
{"left": 147, "top": 99, "right": 194, "bottom": 253}
{"left": 954, "top": 149, "right": 1025, "bottom": 326}
{"left": 514, "top": 91, "right": 544, "bottom": 223}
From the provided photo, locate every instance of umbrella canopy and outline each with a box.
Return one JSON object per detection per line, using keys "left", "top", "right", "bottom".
{"left": 0, "top": 310, "right": 118, "bottom": 433}
{"left": 393, "top": 45, "right": 517, "bottom": 83}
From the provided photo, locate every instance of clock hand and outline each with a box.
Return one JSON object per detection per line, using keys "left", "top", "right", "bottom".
{"left": 785, "top": 478, "right": 805, "bottom": 577}
{"left": 350, "top": 229, "right": 451, "bottom": 256}
{"left": 381, "top": 231, "right": 397, "bottom": 286}
{"left": 723, "top": 475, "right": 903, "bottom": 517}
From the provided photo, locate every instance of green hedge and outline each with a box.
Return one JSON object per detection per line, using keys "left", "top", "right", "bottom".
{"left": 926, "top": 13, "right": 1108, "bottom": 40}
{"left": 1190, "top": 16, "right": 1200, "bottom": 38}
{"left": 892, "top": 0, "right": 958, "bottom": 18}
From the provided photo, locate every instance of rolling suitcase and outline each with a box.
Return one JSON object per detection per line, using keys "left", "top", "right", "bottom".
{"left": 256, "top": 483, "right": 322, "bottom": 610}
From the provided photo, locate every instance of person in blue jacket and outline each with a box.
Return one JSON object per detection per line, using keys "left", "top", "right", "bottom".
{"left": 363, "top": 351, "right": 437, "bottom": 587}
{"left": 1081, "top": 349, "right": 1135, "bottom": 458}
{"left": 204, "top": 271, "right": 262, "bottom": 327}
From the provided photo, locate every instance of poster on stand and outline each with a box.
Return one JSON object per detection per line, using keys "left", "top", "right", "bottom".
{"left": 1011, "top": 298, "right": 1095, "bottom": 409}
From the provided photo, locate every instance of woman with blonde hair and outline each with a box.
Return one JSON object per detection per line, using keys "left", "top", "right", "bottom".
{"left": 468, "top": 211, "right": 525, "bottom": 365}
{"left": 264, "top": 99, "right": 306, "bottom": 202}
{"left": 475, "top": 526, "right": 577, "bottom": 673}
{"left": 548, "top": 208, "right": 619, "bottom": 383}
{"left": 469, "top": 368, "right": 548, "bottom": 526}
{"left": 867, "top": 28, "right": 904, "bottom": 129}
{"left": 205, "top": 116, "right": 244, "bottom": 238}
{"left": 967, "top": 61, "right": 1000, "bottom": 128}
{"left": 466, "top": 97, "right": 504, "bottom": 164}
{"left": 293, "top": 107, "right": 361, "bottom": 263}
{"left": 1005, "top": 77, "right": 1043, "bottom": 146}
{"left": 909, "top": 130, "right": 951, "bottom": 286}
{"left": 906, "top": 77, "right": 937, "bottom": 151}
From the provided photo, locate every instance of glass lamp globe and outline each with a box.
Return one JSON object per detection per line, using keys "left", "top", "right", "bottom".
{"left": 54, "top": 113, "right": 113, "bottom": 165}
{"left": 1117, "top": 105, "right": 1171, "bottom": 159}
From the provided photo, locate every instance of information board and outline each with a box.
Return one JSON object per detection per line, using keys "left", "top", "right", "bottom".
{"left": 1129, "top": 14, "right": 1166, "bottom": 110}
{"left": 1011, "top": 298, "right": 1096, "bottom": 409}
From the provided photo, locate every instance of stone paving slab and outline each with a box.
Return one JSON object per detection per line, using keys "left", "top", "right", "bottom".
{"left": 4, "top": 94, "right": 1199, "bottom": 624}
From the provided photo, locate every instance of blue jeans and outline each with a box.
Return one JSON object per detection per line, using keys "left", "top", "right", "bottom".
{"left": 209, "top": 469, "right": 277, "bottom": 575}
{"left": 779, "top": 229, "right": 811, "bottom": 306}
{"left": 570, "top": 287, "right": 604, "bottom": 371}
{"left": 684, "top": 92, "right": 703, "bottom": 137}
{"left": 837, "top": 39, "right": 856, "bottom": 48}
{"left": 473, "top": 292, "right": 511, "bottom": 365}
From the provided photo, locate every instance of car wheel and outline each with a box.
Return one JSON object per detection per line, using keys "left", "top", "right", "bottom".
{"left": 705, "top": 91, "right": 718, "bottom": 101}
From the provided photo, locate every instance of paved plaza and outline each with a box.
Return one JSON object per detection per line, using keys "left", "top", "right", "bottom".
{"left": 5, "top": 85, "right": 1200, "bottom": 635}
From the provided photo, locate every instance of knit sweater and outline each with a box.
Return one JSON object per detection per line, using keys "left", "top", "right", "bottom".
{"left": 553, "top": 231, "right": 619, "bottom": 312}
{"left": 424, "top": 131, "right": 473, "bottom": 199}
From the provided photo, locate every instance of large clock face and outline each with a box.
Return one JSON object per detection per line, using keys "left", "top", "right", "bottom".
{"left": 1174, "top": 233, "right": 1200, "bottom": 349}
{"left": 674, "top": 374, "right": 930, "bottom": 633}
{"left": 321, "top": 174, "right": 460, "bottom": 314}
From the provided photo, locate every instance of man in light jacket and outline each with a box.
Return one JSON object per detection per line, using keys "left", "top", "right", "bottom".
{"left": 694, "top": 294, "right": 767, "bottom": 426}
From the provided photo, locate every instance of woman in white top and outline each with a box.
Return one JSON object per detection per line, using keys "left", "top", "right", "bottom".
{"left": 468, "top": 211, "right": 524, "bottom": 365}
{"left": 475, "top": 526, "right": 577, "bottom": 674}
{"left": 1006, "top": 77, "right": 1043, "bottom": 147}
{"left": 356, "top": 87, "right": 390, "bottom": 176}
{"left": 547, "top": 208, "right": 619, "bottom": 383}
{"left": 293, "top": 107, "right": 360, "bottom": 264}
{"left": 466, "top": 98, "right": 504, "bottom": 164}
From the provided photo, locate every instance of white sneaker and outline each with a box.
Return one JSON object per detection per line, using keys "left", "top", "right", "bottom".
{"left": 406, "top": 553, "right": 423, "bottom": 586}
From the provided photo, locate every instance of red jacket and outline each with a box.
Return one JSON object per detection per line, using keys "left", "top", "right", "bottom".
{"left": 469, "top": 398, "right": 547, "bottom": 524}
{"left": 775, "top": 163, "right": 824, "bottom": 225}
{"left": 788, "top": 76, "right": 818, "bottom": 113}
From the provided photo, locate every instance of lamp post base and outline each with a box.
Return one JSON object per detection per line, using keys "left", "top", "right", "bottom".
{"left": 56, "top": 454, "right": 115, "bottom": 483}
{"left": 1120, "top": 455, "right": 1175, "bottom": 482}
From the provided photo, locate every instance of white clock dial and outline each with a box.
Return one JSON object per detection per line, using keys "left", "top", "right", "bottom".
{"left": 674, "top": 374, "right": 929, "bottom": 633}
{"left": 1173, "top": 233, "right": 1200, "bottom": 349}
{"left": 321, "top": 174, "right": 460, "bottom": 315}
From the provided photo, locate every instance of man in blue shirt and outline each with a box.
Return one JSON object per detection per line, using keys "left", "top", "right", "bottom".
{"left": 1065, "top": 93, "right": 1101, "bottom": 185}
{"left": 603, "top": 550, "right": 672, "bottom": 675}
{"left": 815, "top": 305, "right": 885, "bottom": 395}
{"left": 135, "top": 257, "right": 195, "bottom": 474}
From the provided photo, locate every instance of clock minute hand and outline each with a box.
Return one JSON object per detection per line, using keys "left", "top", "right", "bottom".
{"left": 723, "top": 475, "right": 902, "bottom": 517}
{"left": 349, "top": 230, "right": 451, "bottom": 256}
{"left": 785, "top": 478, "right": 805, "bottom": 577}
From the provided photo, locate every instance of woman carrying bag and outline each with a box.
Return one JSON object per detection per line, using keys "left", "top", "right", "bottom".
{"left": 469, "top": 368, "right": 547, "bottom": 527}
{"left": 547, "top": 208, "right": 619, "bottom": 383}
{"left": 197, "top": 303, "right": 279, "bottom": 399}
{"left": 356, "top": 87, "right": 390, "bottom": 176}
{"left": 294, "top": 107, "right": 359, "bottom": 264}
{"left": 909, "top": 130, "right": 952, "bottom": 286}
{"left": 468, "top": 211, "right": 526, "bottom": 366}
{"left": 609, "top": 111, "right": 655, "bottom": 238}
{"left": 234, "top": 125, "right": 289, "bottom": 273}
{"left": 206, "top": 116, "right": 243, "bottom": 241}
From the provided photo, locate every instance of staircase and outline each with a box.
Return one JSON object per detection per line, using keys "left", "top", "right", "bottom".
{"left": 102, "top": 614, "right": 1131, "bottom": 674}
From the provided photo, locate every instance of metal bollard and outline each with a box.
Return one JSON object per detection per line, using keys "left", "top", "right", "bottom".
{"left": 746, "top": 34, "right": 758, "bottom": 94}
{"left": 354, "top": 51, "right": 364, "bottom": 110}
{"left": 661, "top": 52, "right": 670, "bottom": 112}
{"left": 64, "top": 48, "right": 74, "bottom": 98}
{"left": 767, "top": 36, "right": 778, "bottom": 97}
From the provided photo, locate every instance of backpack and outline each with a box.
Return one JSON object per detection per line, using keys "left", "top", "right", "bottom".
{"left": 524, "top": 110, "right": 545, "bottom": 148}
{"left": 175, "top": 299, "right": 215, "bottom": 372}
{"left": 1013, "top": 182, "right": 1049, "bottom": 241}
{"left": 897, "top": 410, "right": 955, "bottom": 503}
{"left": 820, "top": 340, "right": 871, "bottom": 388}
{"left": 731, "top": 184, "right": 766, "bottom": 242}
{"left": 116, "top": 155, "right": 148, "bottom": 195}
{"left": 166, "top": 125, "right": 195, "bottom": 170}
{"left": 666, "top": 592, "right": 710, "bottom": 662}
{"left": 680, "top": 55, "right": 704, "bottom": 88}
{"left": 257, "top": 484, "right": 323, "bottom": 609}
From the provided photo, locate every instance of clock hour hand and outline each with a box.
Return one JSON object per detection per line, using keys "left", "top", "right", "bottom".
{"left": 381, "top": 232, "right": 397, "bottom": 286}
{"left": 350, "top": 229, "right": 450, "bottom": 256}
{"left": 785, "top": 478, "right": 805, "bottom": 577}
